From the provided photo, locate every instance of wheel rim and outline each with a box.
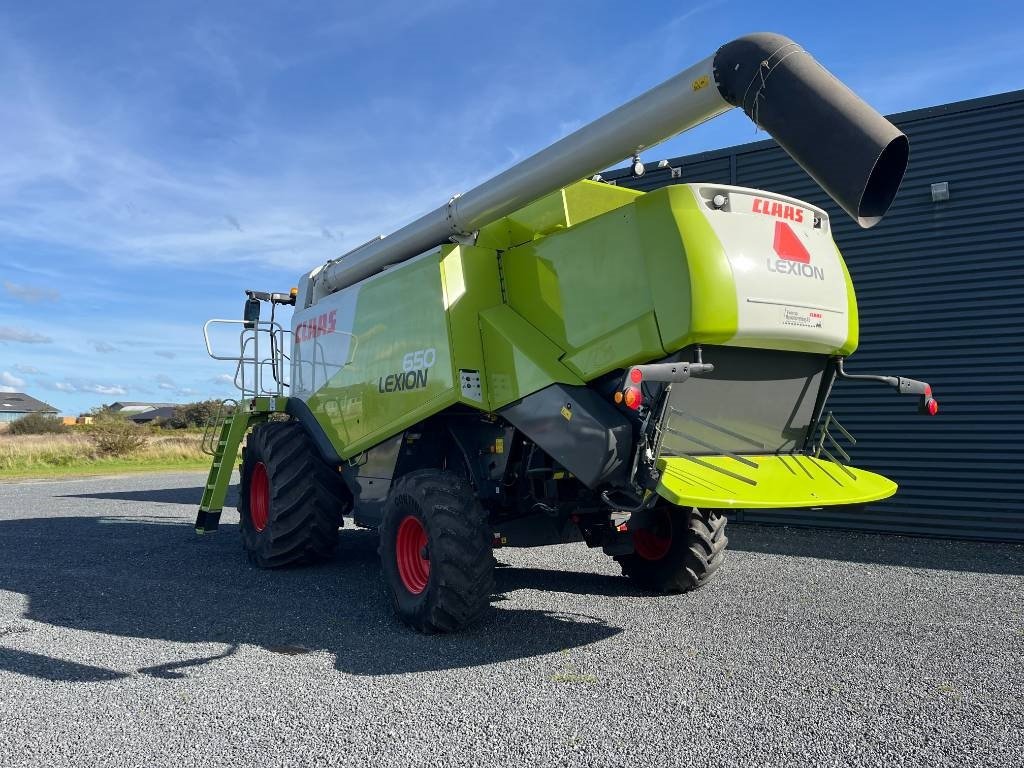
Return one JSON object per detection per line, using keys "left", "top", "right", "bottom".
{"left": 633, "top": 508, "right": 672, "bottom": 561}
{"left": 396, "top": 515, "right": 430, "bottom": 594}
{"left": 250, "top": 461, "right": 270, "bottom": 533}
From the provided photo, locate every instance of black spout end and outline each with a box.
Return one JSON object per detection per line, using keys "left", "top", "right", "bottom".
{"left": 715, "top": 33, "right": 908, "bottom": 228}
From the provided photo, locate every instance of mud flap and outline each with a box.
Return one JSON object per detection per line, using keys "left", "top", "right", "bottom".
{"left": 654, "top": 454, "right": 897, "bottom": 509}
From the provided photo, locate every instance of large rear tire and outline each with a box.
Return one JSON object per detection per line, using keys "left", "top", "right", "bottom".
{"left": 239, "top": 421, "right": 349, "bottom": 568}
{"left": 616, "top": 505, "right": 728, "bottom": 592}
{"left": 379, "top": 470, "right": 495, "bottom": 633}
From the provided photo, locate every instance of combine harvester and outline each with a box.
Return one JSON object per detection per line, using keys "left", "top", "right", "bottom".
{"left": 198, "top": 33, "right": 938, "bottom": 632}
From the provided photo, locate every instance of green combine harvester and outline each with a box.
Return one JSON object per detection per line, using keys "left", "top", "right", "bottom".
{"left": 198, "top": 33, "right": 938, "bottom": 633}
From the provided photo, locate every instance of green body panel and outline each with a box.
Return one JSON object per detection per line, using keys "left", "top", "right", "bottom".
{"left": 636, "top": 187, "right": 739, "bottom": 349}
{"left": 655, "top": 455, "right": 897, "bottom": 509}
{"left": 836, "top": 242, "right": 860, "bottom": 356}
{"left": 501, "top": 216, "right": 664, "bottom": 379}
{"left": 480, "top": 305, "right": 584, "bottom": 409}
{"left": 477, "top": 180, "right": 641, "bottom": 251}
{"left": 499, "top": 185, "right": 741, "bottom": 380}
{"left": 441, "top": 244, "right": 504, "bottom": 396}
{"left": 307, "top": 252, "right": 461, "bottom": 457}
{"left": 295, "top": 180, "right": 863, "bottom": 474}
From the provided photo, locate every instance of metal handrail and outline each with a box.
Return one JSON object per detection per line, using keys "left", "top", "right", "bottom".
{"left": 203, "top": 319, "right": 290, "bottom": 399}
{"left": 201, "top": 398, "right": 238, "bottom": 456}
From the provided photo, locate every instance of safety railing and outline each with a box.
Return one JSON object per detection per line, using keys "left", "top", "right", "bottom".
{"left": 203, "top": 319, "right": 290, "bottom": 400}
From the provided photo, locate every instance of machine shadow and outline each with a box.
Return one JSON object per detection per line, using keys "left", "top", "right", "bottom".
{"left": 726, "top": 521, "right": 1024, "bottom": 576}
{"left": 59, "top": 486, "right": 214, "bottom": 506}
{"left": 493, "top": 564, "right": 640, "bottom": 598}
{"left": 0, "top": 514, "right": 620, "bottom": 683}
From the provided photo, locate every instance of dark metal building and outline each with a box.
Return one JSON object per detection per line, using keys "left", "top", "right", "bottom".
{"left": 610, "top": 90, "right": 1024, "bottom": 542}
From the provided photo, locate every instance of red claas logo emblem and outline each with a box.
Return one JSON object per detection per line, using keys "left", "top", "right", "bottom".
{"left": 773, "top": 220, "right": 811, "bottom": 263}
{"left": 767, "top": 221, "right": 823, "bottom": 280}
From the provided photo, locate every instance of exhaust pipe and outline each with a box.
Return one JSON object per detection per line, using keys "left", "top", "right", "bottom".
{"left": 317, "top": 33, "right": 907, "bottom": 295}
{"left": 714, "top": 33, "right": 907, "bottom": 228}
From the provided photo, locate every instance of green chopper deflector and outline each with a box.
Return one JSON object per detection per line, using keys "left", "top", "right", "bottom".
{"left": 197, "top": 32, "right": 938, "bottom": 634}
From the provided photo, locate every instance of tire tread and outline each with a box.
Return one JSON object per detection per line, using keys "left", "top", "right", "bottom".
{"left": 615, "top": 507, "right": 728, "bottom": 593}
{"left": 239, "top": 421, "right": 350, "bottom": 569}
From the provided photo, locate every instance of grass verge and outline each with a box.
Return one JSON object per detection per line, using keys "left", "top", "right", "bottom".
{"left": 0, "top": 433, "right": 212, "bottom": 480}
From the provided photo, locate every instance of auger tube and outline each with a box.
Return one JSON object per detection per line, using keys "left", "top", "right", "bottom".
{"left": 316, "top": 32, "right": 907, "bottom": 297}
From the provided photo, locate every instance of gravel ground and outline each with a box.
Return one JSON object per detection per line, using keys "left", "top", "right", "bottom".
{"left": 0, "top": 471, "right": 1021, "bottom": 768}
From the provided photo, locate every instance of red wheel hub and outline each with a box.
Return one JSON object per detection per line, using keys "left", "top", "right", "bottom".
{"left": 396, "top": 515, "right": 430, "bottom": 594}
{"left": 633, "top": 509, "right": 672, "bottom": 561}
{"left": 250, "top": 461, "right": 270, "bottom": 532}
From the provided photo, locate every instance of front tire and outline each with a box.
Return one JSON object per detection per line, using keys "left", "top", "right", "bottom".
{"left": 379, "top": 470, "right": 495, "bottom": 633}
{"left": 616, "top": 505, "right": 728, "bottom": 592}
{"left": 239, "top": 421, "right": 349, "bottom": 568}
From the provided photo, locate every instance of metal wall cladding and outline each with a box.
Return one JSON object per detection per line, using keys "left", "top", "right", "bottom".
{"left": 611, "top": 91, "right": 1024, "bottom": 541}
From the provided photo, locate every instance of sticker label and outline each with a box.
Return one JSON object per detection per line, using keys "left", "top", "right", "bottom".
{"left": 781, "top": 307, "right": 824, "bottom": 329}
{"left": 692, "top": 75, "right": 709, "bottom": 91}
{"left": 560, "top": 405, "right": 573, "bottom": 421}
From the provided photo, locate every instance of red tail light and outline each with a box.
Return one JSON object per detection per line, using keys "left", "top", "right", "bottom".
{"left": 623, "top": 387, "right": 643, "bottom": 410}
{"left": 629, "top": 367, "right": 643, "bottom": 384}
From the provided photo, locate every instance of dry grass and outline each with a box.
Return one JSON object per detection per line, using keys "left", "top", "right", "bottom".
{"left": 0, "top": 431, "right": 209, "bottom": 477}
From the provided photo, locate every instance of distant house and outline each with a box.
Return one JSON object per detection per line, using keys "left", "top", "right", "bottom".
{"left": 108, "top": 401, "right": 177, "bottom": 415}
{"left": 0, "top": 393, "right": 59, "bottom": 423}
{"left": 126, "top": 406, "right": 178, "bottom": 424}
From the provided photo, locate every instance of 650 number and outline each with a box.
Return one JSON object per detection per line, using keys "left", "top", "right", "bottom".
{"left": 402, "top": 348, "right": 437, "bottom": 372}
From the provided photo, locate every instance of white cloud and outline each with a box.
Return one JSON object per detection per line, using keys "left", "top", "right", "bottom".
{"left": 0, "top": 24, "right": 586, "bottom": 275}
{"left": 154, "top": 373, "right": 196, "bottom": 397}
{"left": 2, "top": 280, "right": 60, "bottom": 303}
{"left": 80, "top": 383, "right": 127, "bottom": 396}
{"left": 0, "top": 385, "right": 16, "bottom": 394}
{"left": 47, "top": 380, "right": 126, "bottom": 396}
{"left": 14, "top": 363, "right": 42, "bottom": 374}
{"left": 0, "top": 326, "right": 52, "bottom": 344}
{"left": 92, "top": 341, "right": 117, "bottom": 353}
{"left": 1, "top": 371, "right": 26, "bottom": 388}
{"left": 0, "top": 35, "right": 401, "bottom": 273}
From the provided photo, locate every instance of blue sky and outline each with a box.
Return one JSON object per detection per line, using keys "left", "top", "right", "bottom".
{"left": 1, "top": 1, "right": 1021, "bottom": 415}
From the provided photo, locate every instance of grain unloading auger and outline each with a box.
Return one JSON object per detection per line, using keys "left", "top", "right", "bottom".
{"left": 197, "top": 33, "right": 938, "bottom": 632}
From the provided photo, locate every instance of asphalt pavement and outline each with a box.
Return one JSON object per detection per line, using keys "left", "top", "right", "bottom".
{"left": 0, "top": 471, "right": 1021, "bottom": 767}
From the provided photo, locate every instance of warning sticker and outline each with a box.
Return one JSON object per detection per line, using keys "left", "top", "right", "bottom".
{"left": 782, "top": 307, "right": 824, "bottom": 329}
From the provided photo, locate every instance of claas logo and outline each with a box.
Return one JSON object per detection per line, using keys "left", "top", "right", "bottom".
{"left": 752, "top": 197, "right": 804, "bottom": 223}
{"left": 295, "top": 309, "right": 337, "bottom": 344}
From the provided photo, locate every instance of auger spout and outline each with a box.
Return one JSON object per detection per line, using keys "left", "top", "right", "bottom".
{"left": 315, "top": 32, "right": 907, "bottom": 296}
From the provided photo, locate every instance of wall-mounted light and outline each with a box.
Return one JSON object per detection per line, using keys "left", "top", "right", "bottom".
{"left": 931, "top": 182, "right": 950, "bottom": 202}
